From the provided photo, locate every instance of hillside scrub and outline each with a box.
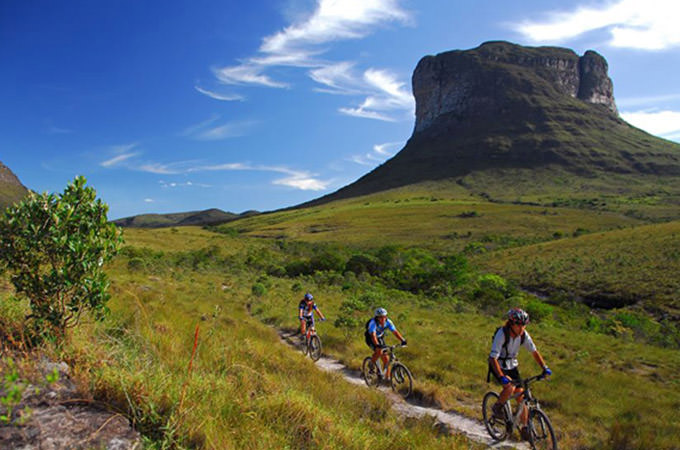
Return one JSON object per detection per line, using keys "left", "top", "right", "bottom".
{"left": 0, "top": 176, "right": 122, "bottom": 342}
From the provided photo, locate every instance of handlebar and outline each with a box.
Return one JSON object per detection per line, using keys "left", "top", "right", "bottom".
{"left": 511, "top": 373, "right": 548, "bottom": 388}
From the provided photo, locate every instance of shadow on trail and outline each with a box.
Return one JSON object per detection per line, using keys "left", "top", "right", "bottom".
{"left": 277, "top": 329, "right": 529, "bottom": 450}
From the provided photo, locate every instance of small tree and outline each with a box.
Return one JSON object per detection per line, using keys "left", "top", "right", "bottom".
{"left": 0, "top": 176, "right": 123, "bottom": 339}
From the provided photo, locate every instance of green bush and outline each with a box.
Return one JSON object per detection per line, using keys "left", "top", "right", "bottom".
{"left": 251, "top": 283, "right": 267, "bottom": 297}
{"left": 524, "top": 298, "right": 554, "bottom": 323}
{"left": 0, "top": 176, "right": 122, "bottom": 339}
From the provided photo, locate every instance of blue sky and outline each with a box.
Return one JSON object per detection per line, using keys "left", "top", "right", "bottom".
{"left": 2, "top": 0, "right": 679, "bottom": 219}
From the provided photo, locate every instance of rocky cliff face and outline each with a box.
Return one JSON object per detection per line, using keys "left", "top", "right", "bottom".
{"left": 412, "top": 41, "right": 617, "bottom": 134}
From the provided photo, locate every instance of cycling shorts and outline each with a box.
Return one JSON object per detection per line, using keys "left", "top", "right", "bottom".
{"left": 364, "top": 331, "right": 385, "bottom": 350}
{"left": 490, "top": 365, "right": 521, "bottom": 385}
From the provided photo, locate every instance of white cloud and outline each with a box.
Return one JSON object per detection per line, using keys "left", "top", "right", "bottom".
{"left": 194, "top": 86, "right": 244, "bottom": 101}
{"left": 159, "top": 180, "right": 212, "bottom": 188}
{"left": 208, "top": 0, "right": 414, "bottom": 118}
{"left": 100, "top": 143, "right": 141, "bottom": 168}
{"left": 348, "top": 141, "right": 401, "bottom": 165}
{"left": 146, "top": 161, "right": 329, "bottom": 191}
{"left": 212, "top": 64, "right": 290, "bottom": 88}
{"left": 621, "top": 109, "right": 680, "bottom": 138}
{"left": 101, "top": 152, "right": 140, "bottom": 168}
{"left": 516, "top": 0, "right": 680, "bottom": 50}
{"left": 260, "top": 0, "right": 410, "bottom": 56}
{"left": 47, "top": 125, "right": 72, "bottom": 134}
{"left": 144, "top": 198, "right": 154, "bottom": 203}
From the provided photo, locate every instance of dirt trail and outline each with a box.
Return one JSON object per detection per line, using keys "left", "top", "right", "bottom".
{"left": 278, "top": 330, "right": 529, "bottom": 449}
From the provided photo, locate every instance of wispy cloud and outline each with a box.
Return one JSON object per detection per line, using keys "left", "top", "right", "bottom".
{"left": 516, "top": 0, "right": 680, "bottom": 50}
{"left": 206, "top": 0, "right": 414, "bottom": 120}
{"left": 621, "top": 109, "right": 680, "bottom": 139}
{"left": 181, "top": 116, "right": 258, "bottom": 140}
{"left": 338, "top": 68, "right": 413, "bottom": 121}
{"left": 100, "top": 143, "right": 141, "bottom": 168}
{"left": 159, "top": 180, "right": 212, "bottom": 188}
{"left": 194, "top": 86, "right": 244, "bottom": 101}
{"left": 144, "top": 198, "right": 154, "bottom": 203}
{"left": 617, "top": 93, "right": 680, "bottom": 108}
{"left": 348, "top": 141, "right": 401, "bottom": 165}
{"left": 144, "top": 161, "right": 329, "bottom": 191}
{"left": 212, "top": 64, "right": 290, "bottom": 88}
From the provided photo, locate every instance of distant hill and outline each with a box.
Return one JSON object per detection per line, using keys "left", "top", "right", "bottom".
{"left": 300, "top": 41, "right": 680, "bottom": 219}
{"left": 113, "top": 208, "right": 259, "bottom": 228}
{"left": 0, "top": 161, "right": 29, "bottom": 209}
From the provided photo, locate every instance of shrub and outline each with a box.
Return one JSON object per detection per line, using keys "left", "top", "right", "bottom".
{"left": 524, "top": 298, "right": 554, "bottom": 323}
{"left": 251, "top": 283, "right": 267, "bottom": 297}
{"left": 0, "top": 176, "right": 122, "bottom": 339}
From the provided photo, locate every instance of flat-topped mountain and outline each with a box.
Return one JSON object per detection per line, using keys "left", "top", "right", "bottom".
{"left": 301, "top": 41, "right": 680, "bottom": 214}
{"left": 113, "top": 208, "right": 259, "bottom": 228}
{"left": 0, "top": 161, "right": 29, "bottom": 209}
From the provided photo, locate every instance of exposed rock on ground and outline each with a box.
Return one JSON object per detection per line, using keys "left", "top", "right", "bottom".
{"left": 0, "top": 358, "right": 140, "bottom": 449}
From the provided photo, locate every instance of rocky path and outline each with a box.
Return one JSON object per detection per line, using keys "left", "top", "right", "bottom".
{"left": 277, "top": 330, "right": 529, "bottom": 449}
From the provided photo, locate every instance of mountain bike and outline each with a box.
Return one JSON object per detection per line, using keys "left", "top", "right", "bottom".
{"left": 300, "top": 317, "right": 323, "bottom": 361}
{"left": 482, "top": 373, "right": 557, "bottom": 450}
{"left": 362, "top": 344, "right": 413, "bottom": 399}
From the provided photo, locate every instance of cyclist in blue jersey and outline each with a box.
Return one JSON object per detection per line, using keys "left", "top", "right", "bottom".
{"left": 298, "top": 292, "right": 326, "bottom": 337}
{"left": 365, "top": 307, "right": 406, "bottom": 381}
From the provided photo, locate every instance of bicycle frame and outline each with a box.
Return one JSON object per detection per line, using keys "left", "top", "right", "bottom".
{"left": 504, "top": 375, "right": 544, "bottom": 431}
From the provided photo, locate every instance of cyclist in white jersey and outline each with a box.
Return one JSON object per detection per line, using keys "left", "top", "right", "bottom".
{"left": 488, "top": 308, "right": 552, "bottom": 441}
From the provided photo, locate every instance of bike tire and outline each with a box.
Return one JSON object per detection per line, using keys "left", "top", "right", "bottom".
{"left": 482, "top": 391, "right": 509, "bottom": 441}
{"left": 309, "top": 335, "right": 322, "bottom": 361}
{"left": 528, "top": 408, "right": 557, "bottom": 450}
{"left": 390, "top": 363, "right": 413, "bottom": 399}
{"left": 300, "top": 336, "right": 308, "bottom": 356}
{"left": 362, "top": 357, "right": 380, "bottom": 388}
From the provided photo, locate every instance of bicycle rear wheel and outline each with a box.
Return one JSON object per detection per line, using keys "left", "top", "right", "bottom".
{"left": 390, "top": 363, "right": 413, "bottom": 399}
{"left": 308, "top": 335, "right": 322, "bottom": 361}
{"left": 528, "top": 408, "right": 557, "bottom": 450}
{"left": 362, "top": 357, "right": 380, "bottom": 387}
{"left": 482, "top": 391, "right": 509, "bottom": 441}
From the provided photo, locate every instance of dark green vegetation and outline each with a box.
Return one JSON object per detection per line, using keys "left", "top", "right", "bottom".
{"left": 0, "top": 161, "right": 28, "bottom": 210}
{"left": 0, "top": 176, "right": 122, "bottom": 338}
{"left": 113, "top": 208, "right": 258, "bottom": 228}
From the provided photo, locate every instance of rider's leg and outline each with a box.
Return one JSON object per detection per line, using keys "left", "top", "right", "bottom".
{"left": 516, "top": 388, "right": 528, "bottom": 425}
{"left": 382, "top": 352, "right": 391, "bottom": 379}
{"left": 498, "top": 382, "right": 514, "bottom": 404}
{"left": 300, "top": 319, "right": 307, "bottom": 336}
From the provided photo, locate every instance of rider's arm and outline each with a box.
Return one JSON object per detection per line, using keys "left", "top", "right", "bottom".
{"left": 371, "top": 331, "right": 380, "bottom": 346}
{"left": 531, "top": 350, "right": 547, "bottom": 370}
{"left": 489, "top": 356, "right": 505, "bottom": 378}
{"left": 298, "top": 306, "right": 304, "bottom": 320}
{"left": 316, "top": 306, "right": 325, "bottom": 320}
{"left": 393, "top": 330, "right": 405, "bottom": 343}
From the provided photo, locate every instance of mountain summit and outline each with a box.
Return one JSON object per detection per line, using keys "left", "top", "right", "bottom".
{"left": 0, "top": 161, "right": 28, "bottom": 209}
{"left": 303, "top": 41, "right": 680, "bottom": 212}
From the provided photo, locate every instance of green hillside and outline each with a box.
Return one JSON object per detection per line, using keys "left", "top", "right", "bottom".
{"left": 476, "top": 220, "right": 680, "bottom": 317}
{"left": 113, "top": 208, "right": 258, "bottom": 228}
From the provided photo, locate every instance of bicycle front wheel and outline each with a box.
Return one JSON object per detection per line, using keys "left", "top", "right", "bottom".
{"left": 482, "top": 391, "right": 509, "bottom": 441}
{"left": 390, "top": 363, "right": 413, "bottom": 399}
{"left": 308, "top": 335, "right": 322, "bottom": 361}
{"left": 528, "top": 408, "right": 557, "bottom": 450}
{"left": 362, "top": 357, "right": 380, "bottom": 387}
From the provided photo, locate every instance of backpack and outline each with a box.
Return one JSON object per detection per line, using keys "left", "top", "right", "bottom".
{"left": 364, "top": 318, "right": 374, "bottom": 334}
{"left": 486, "top": 325, "right": 526, "bottom": 382}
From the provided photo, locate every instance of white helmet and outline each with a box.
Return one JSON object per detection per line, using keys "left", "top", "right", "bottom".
{"left": 375, "top": 307, "right": 388, "bottom": 317}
